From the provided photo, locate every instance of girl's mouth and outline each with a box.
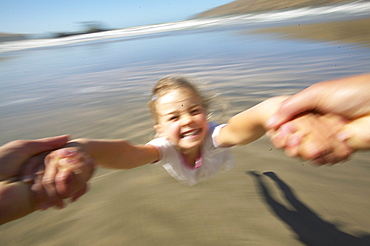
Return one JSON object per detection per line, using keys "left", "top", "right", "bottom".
{"left": 181, "top": 129, "right": 201, "bottom": 138}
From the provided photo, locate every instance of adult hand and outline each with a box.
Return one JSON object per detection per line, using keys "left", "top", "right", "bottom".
{"left": 0, "top": 135, "right": 69, "bottom": 181}
{"left": 266, "top": 73, "right": 370, "bottom": 129}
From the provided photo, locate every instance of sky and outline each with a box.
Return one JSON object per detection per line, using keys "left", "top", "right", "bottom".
{"left": 0, "top": 0, "right": 233, "bottom": 34}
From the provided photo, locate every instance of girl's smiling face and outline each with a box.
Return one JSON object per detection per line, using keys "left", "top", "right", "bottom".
{"left": 154, "top": 88, "right": 208, "bottom": 154}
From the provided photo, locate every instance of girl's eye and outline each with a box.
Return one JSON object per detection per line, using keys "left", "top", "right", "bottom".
{"left": 169, "top": 116, "right": 179, "bottom": 121}
{"left": 190, "top": 108, "right": 201, "bottom": 115}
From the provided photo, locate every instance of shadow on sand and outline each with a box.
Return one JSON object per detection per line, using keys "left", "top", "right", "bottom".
{"left": 247, "top": 171, "right": 370, "bottom": 246}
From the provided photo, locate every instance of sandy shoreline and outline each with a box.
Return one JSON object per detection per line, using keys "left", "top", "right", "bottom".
{"left": 251, "top": 17, "right": 370, "bottom": 48}
{"left": 2, "top": 137, "right": 370, "bottom": 245}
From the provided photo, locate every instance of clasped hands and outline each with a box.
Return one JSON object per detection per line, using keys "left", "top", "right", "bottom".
{"left": 33, "top": 146, "right": 95, "bottom": 210}
{"left": 0, "top": 136, "right": 95, "bottom": 211}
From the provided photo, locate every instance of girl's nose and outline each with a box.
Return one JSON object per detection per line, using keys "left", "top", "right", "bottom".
{"left": 180, "top": 113, "right": 193, "bottom": 125}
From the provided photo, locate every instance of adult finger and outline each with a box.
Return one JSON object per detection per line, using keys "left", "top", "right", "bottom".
{"left": 56, "top": 157, "right": 94, "bottom": 197}
{"left": 270, "top": 122, "right": 301, "bottom": 149}
{"left": 42, "top": 154, "right": 64, "bottom": 209}
{"left": 298, "top": 138, "right": 330, "bottom": 161}
{"left": 55, "top": 169, "right": 75, "bottom": 199}
{"left": 330, "top": 138, "right": 353, "bottom": 163}
{"left": 31, "top": 168, "right": 50, "bottom": 210}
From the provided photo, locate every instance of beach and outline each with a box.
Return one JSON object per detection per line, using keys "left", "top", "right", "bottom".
{"left": 1, "top": 11, "right": 370, "bottom": 246}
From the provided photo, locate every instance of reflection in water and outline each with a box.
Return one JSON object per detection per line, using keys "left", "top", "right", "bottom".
{"left": 248, "top": 171, "right": 370, "bottom": 246}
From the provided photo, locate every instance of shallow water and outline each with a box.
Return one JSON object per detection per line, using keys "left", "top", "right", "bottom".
{"left": 1, "top": 14, "right": 370, "bottom": 144}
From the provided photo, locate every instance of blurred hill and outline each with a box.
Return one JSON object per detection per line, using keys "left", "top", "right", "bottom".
{"left": 194, "top": 0, "right": 360, "bottom": 18}
{"left": 252, "top": 17, "right": 370, "bottom": 47}
{"left": 0, "top": 32, "right": 29, "bottom": 42}
{"left": 0, "top": 21, "right": 108, "bottom": 42}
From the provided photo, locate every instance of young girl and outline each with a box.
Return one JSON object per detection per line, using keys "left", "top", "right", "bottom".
{"left": 45, "top": 75, "right": 356, "bottom": 186}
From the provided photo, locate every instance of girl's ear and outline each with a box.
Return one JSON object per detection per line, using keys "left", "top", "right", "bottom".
{"left": 154, "top": 124, "right": 163, "bottom": 137}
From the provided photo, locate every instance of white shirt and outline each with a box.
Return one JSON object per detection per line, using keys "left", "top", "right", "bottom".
{"left": 147, "top": 122, "right": 233, "bottom": 186}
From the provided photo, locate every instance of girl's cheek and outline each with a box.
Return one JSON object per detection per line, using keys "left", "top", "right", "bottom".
{"left": 168, "top": 122, "right": 180, "bottom": 136}
{"left": 200, "top": 113, "right": 208, "bottom": 123}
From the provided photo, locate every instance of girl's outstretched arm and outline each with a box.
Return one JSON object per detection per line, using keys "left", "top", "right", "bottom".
{"left": 70, "top": 139, "right": 159, "bottom": 169}
{"left": 341, "top": 114, "right": 370, "bottom": 150}
{"left": 216, "top": 96, "right": 289, "bottom": 147}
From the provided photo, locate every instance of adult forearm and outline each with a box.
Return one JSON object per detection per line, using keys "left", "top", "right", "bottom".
{"left": 0, "top": 181, "right": 36, "bottom": 225}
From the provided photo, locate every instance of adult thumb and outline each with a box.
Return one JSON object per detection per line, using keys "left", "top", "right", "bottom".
{"left": 265, "top": 88, "right": 321, "bottom": 129}
{"left": 22, "top": 135, "right": 70, "bottom": 157}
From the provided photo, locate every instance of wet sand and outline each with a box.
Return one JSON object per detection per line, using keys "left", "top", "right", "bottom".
{"left": 252, "top": 17, "right": 370, "bottom": 48}
{"left": 2, "top": 137, "right": 370, "bottom": 245}
{"left": 1, "top": 19, "right": 370, "bottom": 245}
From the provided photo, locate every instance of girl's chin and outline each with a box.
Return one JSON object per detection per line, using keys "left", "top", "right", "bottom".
{"left": 178, "top": 140, "right": 203, "bottom": 152}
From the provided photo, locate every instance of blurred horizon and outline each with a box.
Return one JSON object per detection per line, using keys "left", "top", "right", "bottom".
{"left": 0, "top": 0, "right": 364, "bottom": 37}
{"left": 1, "top": 1, "right": 369, "bottom": 54}
{"left": 0, "top": 0, "right": 231, "bottom": 35}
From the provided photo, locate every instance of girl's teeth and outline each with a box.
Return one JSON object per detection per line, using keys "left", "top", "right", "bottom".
{"left": 182, "top": 130, "right": 200, "bottom": 138}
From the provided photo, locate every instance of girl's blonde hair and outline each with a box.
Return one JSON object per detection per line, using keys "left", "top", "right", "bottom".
{"left": 148, "top": 75, "right": 210, "bottom": 123}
